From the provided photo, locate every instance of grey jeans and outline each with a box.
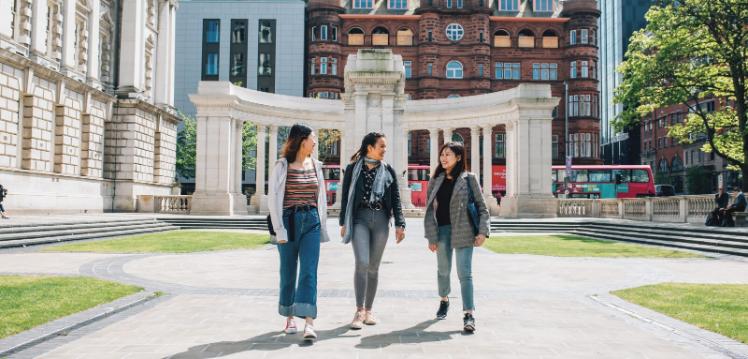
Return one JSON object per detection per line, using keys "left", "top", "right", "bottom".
{"left": 352, "top": 207, "right": 390, "bottom": 309}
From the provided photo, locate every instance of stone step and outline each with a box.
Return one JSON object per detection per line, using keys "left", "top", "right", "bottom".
{"left": 0, "top": 219, "right": 162, "bottom": 235}
{"left": 0, "top": 225, "right": 176, "bottom": 249}
{"left": 584, "top": 223, "right": 748, "bottom": 245}
{"left": 573, "top": 229, "right": 748, "bottom": 257}
{"left": 0, "top": 222, "right": 172, "bottom": 243}
{"left": 585, "top": 221, "right": 748, "bottom": 239}
{"left": 576, "top": 227, "right": 748, "bottom": 251}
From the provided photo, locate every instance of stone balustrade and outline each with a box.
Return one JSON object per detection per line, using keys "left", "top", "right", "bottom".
{"left": 557, "top": 194, "right": 736, "bottom": 224}
{"left": 137, "top": 195, "right": 192, "bottom": 214}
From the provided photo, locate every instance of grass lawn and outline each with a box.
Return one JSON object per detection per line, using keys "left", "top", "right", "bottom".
{"left": 44, "top": 230, "right": 271, "bottom": 253}
{"left": 0, "top": 275, "right": 142, "bottom": 339}
{"left": 483, "top": 234, "right": 704, "bottom": 258}
{"left": 613, "top": 283, "right": 748, "bottom": 344}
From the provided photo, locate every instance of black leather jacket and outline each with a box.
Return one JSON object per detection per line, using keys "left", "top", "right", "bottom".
{"left": 339, "top": 162, "right": 406, "bottom": 228}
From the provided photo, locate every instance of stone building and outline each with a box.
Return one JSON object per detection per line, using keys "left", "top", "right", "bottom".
{"left": 0, "top": 0, "right": 180, "bottom": 213}
{"left": 305, "top": 0, "right": 601, "bottom": 194}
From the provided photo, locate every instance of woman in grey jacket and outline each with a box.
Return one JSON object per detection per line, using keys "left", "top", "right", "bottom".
{"left": 424, "top": 141, "right": 490, "bottom": 333}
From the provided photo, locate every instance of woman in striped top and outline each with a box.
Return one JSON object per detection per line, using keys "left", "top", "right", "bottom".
{"left": 267, "top": 124, "right": 330, "bottom": 342}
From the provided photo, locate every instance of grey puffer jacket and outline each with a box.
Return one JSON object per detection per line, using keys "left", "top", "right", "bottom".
{"left": 424, "top": 171, "right": 490, "bottom": 248}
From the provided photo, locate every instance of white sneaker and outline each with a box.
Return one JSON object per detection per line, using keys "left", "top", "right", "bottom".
{"left": 284, "top": 318, "right": 297, "bottom": 334}
{"left": 303, "top": 324, "right": 317, "bottom": 340}
{"left": 350, "top": 311, "right": 365, "bottom": 330}
{"left": 363, "top": 311, "right": 377, "bottom": 325}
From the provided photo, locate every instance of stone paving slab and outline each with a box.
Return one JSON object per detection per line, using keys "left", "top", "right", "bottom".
{"left": 1, "top": 217, "right": 747, "bottom": 358}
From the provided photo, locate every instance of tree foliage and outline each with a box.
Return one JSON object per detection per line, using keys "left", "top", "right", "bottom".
{"left": 614, "top": 0, "right": 748, "bottom": 186}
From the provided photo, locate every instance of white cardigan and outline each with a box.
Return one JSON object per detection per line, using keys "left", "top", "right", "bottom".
{"left": 267, "top": 157, "right": 330, "bottom": 244}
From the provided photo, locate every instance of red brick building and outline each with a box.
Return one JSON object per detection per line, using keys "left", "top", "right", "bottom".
{"left": 306, "top": 0, "right": 601, "bottom": 190}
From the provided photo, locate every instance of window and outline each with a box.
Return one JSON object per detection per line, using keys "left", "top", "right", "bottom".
{"left": 500, "top": 0, "right": 518, "bottom": 11}
{"left": 258, "top": 53, "right": 272, "bottom": 75}
{"left": 309, "top": 58, "right": 316, "bottom": 75}
{"left": 552, "top": 135, "right": 559, "bottom": 160}
{"left": 404, "top": 61, "right": 412, "bottom": 78}
{"left": 457, "top": 0, "right": 463, "bottom": 8}
{"left": 330, "top": 58, "right": 337, "bottom": 76}
{"left": 495, "top": 133, "right": 505, "bottom": 159}
{"left": 397, "top": 28, "right": 414, "bottom": 46}
{"left": 348, "top": 28, "right": 364, "bottom": 45}
{"left": 542, "top": 30, "right": 558, "bottom": 48}
{"left": 569, "top": 29, "right": 577, "bottom": 45}
{"left": 446, "top": 61, "right": 463, "bottom": 79}
{"left": 589, "top": 170, "right": 611, "bottom": 182}
{"left": 205, "top": 53, "right": 218, "bottom": 75}
{"left": 570, "top": 61, "right": 577, "bottom": 78}
{"left": 388, "top": 0, "right": 407, "bottom": 9}
{"left": 518, "top": 29, "right": 534, "bottom": 48}
{"left": 532, "top": 63, "right": 558, "bottom": 81}
{"left": 581, "top": 61, "right": 589, "bottom": 78}
{"left": 205, "top": 19, "right": 219, "bottom": 43}
{"left": 320, "top": 57, "right": 328, "bottom": 75}
{"left": 479, "top": 31, "right": 484, "bottom": 43}
{"left": 446, "top": 24, "right": 464, "bottom": 42}
{"left": 427, "top": 62, "right": 433, "bottom": 76}
{"left": 580, "top": 28, "right": 589, "bottom": 44}
{"left": 372, "top": 27, "right": 389, "bottom": 46}
{"left": 232, "top": 22, "right": 246, "bottom": 43}
{"left": 495, "top": 62, "right": 521, "bottom": 80}
{"left": 311, "top": 26, "right": 316, "bottom": 41}
{"left": 478, "top": 64, "right": 484, "bottom": 77}
{"left": 446, "top": 0, "right": 452, "bottom": 8}
{"left": 353, "top": 0, "right": 373, "bottom": 8}
{"left": 321, "top": 25, "right": 328, "bottom": 41}
{"left": 534, "top": 0, "right": 554, "bottom": 12}
{"left": 493, "top": 30, "right": 511, "bottom": 47}
{"left": 259, "top": 20, "right": 273, "bottom": 43}
{"left": 427, "top": 30, "right": 433, "bottom": 42}
{"left": 230, "top": 19, "right": 248, "bottom": 87}
{"left": 231, "top": 53, "right": 245, "bottom": 77}
{"left": 332, "top": 26, "right": 338, "bottom": 41}
{"left": 10, "top": 0, "right": 17, "bottom": 38}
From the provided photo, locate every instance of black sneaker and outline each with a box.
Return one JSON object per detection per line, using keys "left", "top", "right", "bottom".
{"left": 436, "top": 300, "right": 449, "bottom": 320}
{"left": 463, "top": 313, "right": 475, "bottom": 333}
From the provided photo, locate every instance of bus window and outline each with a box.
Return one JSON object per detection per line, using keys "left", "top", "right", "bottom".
{"left": 588, "top": 170, "right": 611, "bottom": 183}
{"left": 613, "top": 169, "right": 630, "bottom": 183}
{"left": 552, "top": 170, "right": 558, "bottom": 182}
{"left": 324, "top": 168, "right": 340, "bottom": 180}
{"left": 556, "top": 169, "right": 565, "bottom": 181}
{"left": 570, "top": 170, "right": 588, "bottom": 182}
{"left": 631, "top": 169, "right": 650, "bottom": 183}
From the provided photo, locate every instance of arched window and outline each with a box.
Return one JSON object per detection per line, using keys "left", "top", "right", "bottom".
{"left": 518, "top": 29, "right": 535, "bottom": 48}
{"left": 452, "top": 132, "right": 464, "bottom": 143}
{"left": 347, "top": 27, "right": 364, "bottom": 46}
{"left": 372, "top": 27, "right": 389, "bottom": 46}
{"left": 493, "top": 29, "right": 511, "bottom": 47}
{"left": 658, "top": 158, "right": 669, "bottom": 173}
{"left": 396, "top": 28, "right": 413, "bottom": 46}
{"left": 445, "top": 61, "right": 463, "bottom": 79}
{"left": 542, "top": 29, "right": 558, "bottom": 48}
{"left": 671, "top": 155, "right": 684, "bottom": 172}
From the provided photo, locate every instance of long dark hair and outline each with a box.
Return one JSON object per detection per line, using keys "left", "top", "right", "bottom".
{"left": 350, "top": 132, "right": 386, "bottom": 162}
{"left": 433, "top": 141, "right": 466, "bottom": 179}
{"left": 281, "top": 124, "right": 313, "bottom": 162}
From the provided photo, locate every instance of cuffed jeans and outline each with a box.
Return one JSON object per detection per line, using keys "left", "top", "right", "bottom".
{"left": 352, "top": 207, "right": 390, "bottom": 309}
{"left": 277, "top": 206, "right": 321, "bottom": 319}
{"left": 436, "top": 225, "right": 475, "bottom": 311}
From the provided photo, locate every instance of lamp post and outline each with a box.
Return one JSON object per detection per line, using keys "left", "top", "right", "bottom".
{"left": 563, "top": 80, "right": 571, "bottom": 196}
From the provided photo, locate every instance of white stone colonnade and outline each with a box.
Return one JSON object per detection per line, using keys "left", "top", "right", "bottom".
{"left": 189, "top": 49, "right": 559, "bottom": 218}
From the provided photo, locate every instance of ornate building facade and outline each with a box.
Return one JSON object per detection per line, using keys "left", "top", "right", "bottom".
{"left": 0, "top": 0, "right": 180, "bottom": 213}
{"left": 306, "top": 0, "right": 600, "bottom": 195}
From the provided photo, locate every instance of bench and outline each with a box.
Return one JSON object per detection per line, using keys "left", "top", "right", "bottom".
{"left": 734, "top": 212, "right": 748, "bottom": 227}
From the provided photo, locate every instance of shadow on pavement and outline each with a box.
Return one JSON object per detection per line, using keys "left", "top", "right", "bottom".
{"left": 164, "top": 324, "right": 352, "bottom": 358}
{"left": 356, "top": 319, "right": 463, "bottom": 349}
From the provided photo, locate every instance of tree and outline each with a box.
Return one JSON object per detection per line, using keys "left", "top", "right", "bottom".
{"left": 175, "top": 114, "right": 257, "bottom": 180}
{"left": 614, "top": 0, "right": 748, "bottom": 189}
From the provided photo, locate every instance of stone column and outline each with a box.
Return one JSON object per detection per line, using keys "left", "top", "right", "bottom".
{"left": 167, "top": 2, "right": 176, "bottom": 105}
{"left": 268, "top": 124, "right": 278, "bottom": 164}
{"left": 481, "top": 125, "right": 494, "bottom": 199}
{"left": 232, "top": 118, "right": 247, "bottom": 214}
{"left": 429, "top": 128, "right": 439, "bottom": 170}
{"left": 117, "top": 0, "right": 145, "bottom": 94}
{"left": 312, "top": 128, "right": 319, "bottom": 161}
{"left": 30, "top": 0, "right": 48, "bottom": 56}
{"left": 332, "top": 131, "right": 346, "bottom": 209}
{"left": 61, "top": 0, "right": 77, "bottom": 71}
{"left": 499, "top": 112, "right": 556, "bottom": 218}
{"left": 154, "top": 0, "right": 171, "bottom": 105}
{"left": 397, "top": 127, "right": 412, "bottom": 208}
{"left": 443, "top": 128, "right": 453, "bottom": 144}
{"left": 470, "top": 126, "right": 481, "bottom": 180}
{"left": 0, "top": 0, "right": 12, "bottom": 38}
{"left": 191, "top": 115, "right": 242, "bottom": 215}
{"left": 86, "top": 0, "right": 101, "bottom": 87}
{"left": 251, "top": 124, "right": 267, "bottom": 213}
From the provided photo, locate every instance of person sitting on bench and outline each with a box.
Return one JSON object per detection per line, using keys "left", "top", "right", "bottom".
{"left": 721, "top": 186, "right": 746, "bottom": 227}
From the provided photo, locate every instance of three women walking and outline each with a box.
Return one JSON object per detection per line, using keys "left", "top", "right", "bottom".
{"left": 339, "top": 132, "right": 406, "bottom": 329}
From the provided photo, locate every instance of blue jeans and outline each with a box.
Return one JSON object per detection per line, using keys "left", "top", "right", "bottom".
{"left": 278, "top": 206, "right": 321, "bottom": 319}
{"left": 436, "top": 225, "right": 475, "bottom": 311}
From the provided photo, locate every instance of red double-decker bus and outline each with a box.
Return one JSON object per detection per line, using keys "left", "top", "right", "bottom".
{"left": 551, "top": 165, "right": 655, "bottom": 198}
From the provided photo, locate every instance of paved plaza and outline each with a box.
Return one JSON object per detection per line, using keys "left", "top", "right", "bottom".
{"left": 1, "top": 217, "right": 748, "bottom": 358}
